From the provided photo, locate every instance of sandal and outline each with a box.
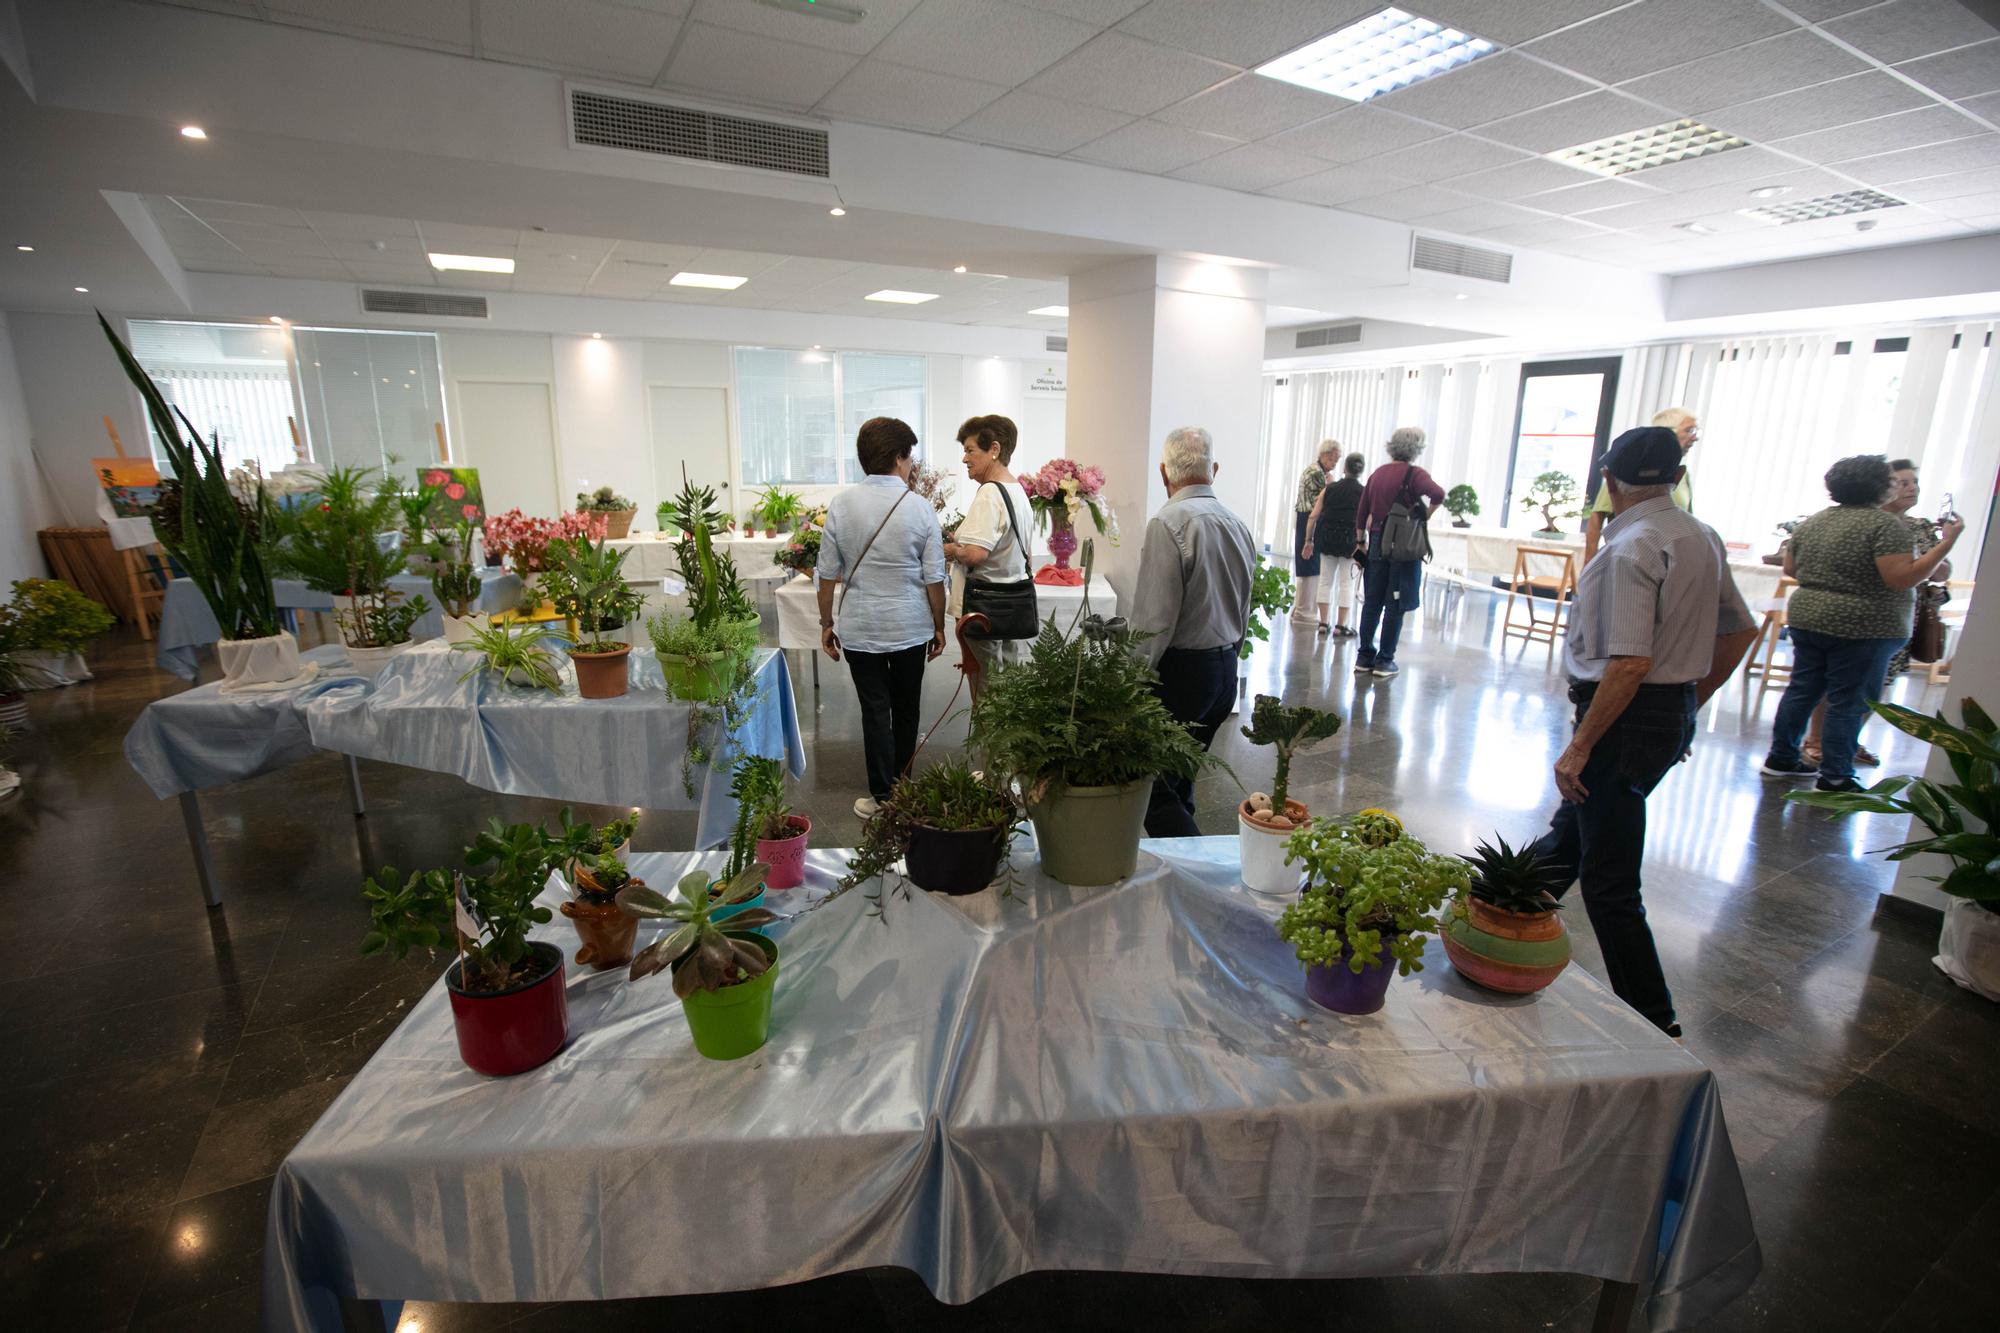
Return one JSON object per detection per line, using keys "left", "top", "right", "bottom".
{"left": 1801, "top": 742, "right": 1822, "bottom": 768}
{"left": 1855, "top": 746, "right": 1880, "bottom": 768}
{"left": 1335, "top": 625, "right": 1357, "bottom": 638}
{"left": 1316, "top": 623, "right": 1330, "bottom": 637}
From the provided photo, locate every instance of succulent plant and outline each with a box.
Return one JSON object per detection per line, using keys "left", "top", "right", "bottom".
{"left": 1464, "top": 835, "right": 1566, "bottom": 916}
{"left": 618, "top": 862, "right": 776, "bottom": 997}
{"left": 1240, "top": 694, "right": 1341, "bottom": 814}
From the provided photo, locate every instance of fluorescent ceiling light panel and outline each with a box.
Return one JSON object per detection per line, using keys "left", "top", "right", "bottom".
{"left": 1740, "top": 188, "right": 1906, "bottom": 226}
{"left": 669, "top": 271, "right": 749, "bottom": 290}
{"left": 428, "top": 252, "right": 515, "bottom": 273}
{"left": 1546, "top": 118, "right": 1748, "bottom": 178}
{"left": 1256, "top": 7, "right": 1496, "bottom": 103}
{"left": 1029, "top": 305, "right": 1069, "bottom": 317}
{"left": 865, "top": 289, "right": 939, "bottom": 304}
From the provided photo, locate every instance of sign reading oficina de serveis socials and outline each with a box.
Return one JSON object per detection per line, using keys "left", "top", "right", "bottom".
{"left": 1025, "top": 365, "right": 1067, "bottom": 397}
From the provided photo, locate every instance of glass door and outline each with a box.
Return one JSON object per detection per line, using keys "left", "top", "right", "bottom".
{"left": 1502, "top": 356, "right": 1621, "bottom": 530}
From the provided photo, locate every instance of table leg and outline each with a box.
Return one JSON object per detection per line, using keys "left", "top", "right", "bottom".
{"left": 1591, "top": 1280, "right": 1638, "bottom": 1333}
{"left": 178, "top": 791, "right": 222, "bottom": 909}
{"left": 346, "top": 753, "right": 366, "bottom": 818}
{"left": 812, "top": 650, "right": 819, "bottom": 691}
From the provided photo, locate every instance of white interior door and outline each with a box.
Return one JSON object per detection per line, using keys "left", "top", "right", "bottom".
{"left": 650, "top": 385, "right": 733, "bottom": 521}
{"left": 458, "top": 380, "right": 558, "bottom": 517}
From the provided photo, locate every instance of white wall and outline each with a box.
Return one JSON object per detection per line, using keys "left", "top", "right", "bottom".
{"left": 5, "top": 310, "right": 146, "bottom": 528}
{"left": 0, "top": 312, "right": 52, "bottom": 587}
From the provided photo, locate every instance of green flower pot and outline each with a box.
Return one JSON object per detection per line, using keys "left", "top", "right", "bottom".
{"left": 1026, "top": 777, "right": 1151, "bottom": 886}
{"left": 681, "top": 933, "right": 779, "bottom": 1060}
{"left": 659, "top": 649, "right": 736, "bottom": 702}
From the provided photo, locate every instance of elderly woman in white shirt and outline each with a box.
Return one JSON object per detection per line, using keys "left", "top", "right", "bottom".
{"left": 942, "top": 414, "right": 1033, "bottom": 700}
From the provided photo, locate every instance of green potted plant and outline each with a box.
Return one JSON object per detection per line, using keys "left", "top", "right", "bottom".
{"left": 102, "top": 315, "right": 296, "bottom": 690}
{"left": 1239, "top": 554, "right": 1294, "bottom": 662}
{"left": 728, "top": 755, "right": 811, "bottom": 890}
{"left": 577, "top": 485, "right": 638, "bottom": 539}
{"left": 0, "top": 578, "right": 115, "bottom": 686}
{"left": 1444, "top": 484, "right": 1480, "bottom": 529}
{"left": 359, "top": 818, "right": 568, "bottom": 1076}
{"left": 650, "top": 520, "right": 758, "bottom": 703}
{"left": 840, "top": 755, "right": 1021, "bottom": 899}
{"left": 1237, "top": 694, "right": 1342, "bottom": 896}
{"left": 1441, "top": 834, "right": 1571, "bottom": 994}
{"left": 393, "top": 474, "right": 446, "bottom": 574}
{"left": 751, "top": 486, "right": 803, "bottom": 538}
{"left": 561, "top": 849, "right": 645, "bottom": 971}
{"left": 1520, "top": 471, "right": 1581, "bottom": 537}
{"left": 431, "top": 519, "right": 484, "bottom": 644}
{"left": 278, "top": 464, "right": 419, "bottom": 668}
{"left": 553, "top": 808, "right": 637, "bottom": 871}
{"left": 0, "top": 646, "right": 45, "bottom": 732}
{"left": 1789, "top": 699, "right": 2000, "bottom": 999}
{"left": 617, "top": 861, "right": 781, "bottom": 1060}
{"left": 551, "top": 535, "right": 645, "bottom": 698}
{"left": 970, "top": 564, "right": 1221, "bottom": 886}
{"left": 454, "top": 620, "right": 565, "bottom": 691}
{"left": 1276, "top": 811, "right": 1470, "bottom": 1014}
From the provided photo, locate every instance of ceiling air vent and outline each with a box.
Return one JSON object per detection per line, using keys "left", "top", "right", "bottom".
{"left": 1294, "top": 322, "right": 1362, "bottom": 350}
{"left": 1411, "top": 235, "right": 1512, "bottom": 284}
{"left": 570, "top": 88, "right": 830, "bottom": 179}
{"left": 361, "top": 290, "right": 490, "bottom": 319}
{"left": 1045, "top": 335, "right": 1068, "bottom": 352}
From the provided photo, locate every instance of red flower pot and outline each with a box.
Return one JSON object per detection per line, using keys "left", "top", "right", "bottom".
{"left": 755, "top": 815, "right": 812, "bottom": 889}
{"left": 446, "top": 941, "right": 569, "bottom": 1076}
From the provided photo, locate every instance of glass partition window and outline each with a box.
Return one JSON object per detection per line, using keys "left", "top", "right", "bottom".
{"left": 293, "top": 327, "right": 448, "bottom": 472}
{"left": 839, "top": 353, "right": 926, "bottom": 484}
{"left": 128, "top": 319, "right": 298, "bottom": 475}
{"left": 735, "top": 347, "right": 926, "bottom": 486}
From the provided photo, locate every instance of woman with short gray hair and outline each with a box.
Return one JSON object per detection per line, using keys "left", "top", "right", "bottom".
{"left": 1352, "top": 426, "right": 1446, "bottom": 678}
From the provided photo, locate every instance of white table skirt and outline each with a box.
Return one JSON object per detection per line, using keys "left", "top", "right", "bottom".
{"left": 609, "top": 533, "right": 791, "bottom": 584}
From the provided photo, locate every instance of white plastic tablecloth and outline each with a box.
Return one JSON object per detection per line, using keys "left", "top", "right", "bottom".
{"left": 263, "top": 838, "right": 1758, "bottom": 1333}
{"left": 609, "top": 533, "right": 790, "bottom": 583}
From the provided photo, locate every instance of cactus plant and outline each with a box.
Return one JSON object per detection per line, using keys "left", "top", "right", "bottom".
{"left": 1240, "top": 694, "right": 1342, "bottom": 817}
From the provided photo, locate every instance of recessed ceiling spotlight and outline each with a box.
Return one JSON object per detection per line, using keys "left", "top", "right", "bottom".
{"left": 428, "top": 252, "right": 514, "bottom": 273}
{"left": 1677, "top": 222, "right": 1719, "bottom": 235}
{"left": 1741, "top": 188, "right": 1906, "bottom": 226}
{"left": 811, "top": 344, "right": 822, "bottom": 349}
{"left": 590, "top": 332, "right": 602, "bottom": 339}
{"left": 268, "top": 315, "right": 284, "bottom": 324}
{"left": 866, "top": 289, "right": 938, "bottom": 304}
{"left": 669, "top": 271, "right": 748, "bottom": 290}
{"left": 1028, "top": 305, "right": 1069, "bottom": 317}
{"left": 73, "top": 285, "right": 88, "bottom": 293}
{"left": 1257, "top": 7, "right": 1497, "bottom": 103}
{"left": 953, "top": 265, "right": 968, "bottom": 274}
{"left": 1547, "top": 118, "right": 1746, "bottom": 178}
{"left": 14, "top": 245, "right": 31, "bottom": 252}
{"left": 1748, "top": 185, "right": 1791, "bottom": 199}
{"left": 1453, "top": 293, "right": 1468, "bottom": 300}
{"left": 828, "top": 206, "right": 846, "bottom": 217}
{"left": 179, "top": 125, "right": 207, "bottom": 140}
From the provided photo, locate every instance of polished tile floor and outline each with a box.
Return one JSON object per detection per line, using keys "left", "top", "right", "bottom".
{"left": 1, "top": 589, "right": 1993, "bottom": 1331}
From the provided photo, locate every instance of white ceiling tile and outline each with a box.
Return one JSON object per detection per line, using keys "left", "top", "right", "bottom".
{"left": 267, "top": 0, "right": 473, "bottom": 51}
{"left": 300, "top": 210, "right": 417, "bottom": 238}
{"left": 1927, "top": 189, "right": 2000, "bottom": 217}
{"left": 1768, "top": 1, "right": 1881, "bottom": 20}
{"left": 1959, "top": 90, "right": 2000, "bottom": 120}
{"left": 1115, "top": 0, "right": 1382, "bottom": 68}
{"left": 678, "top": 248, "right": 790, "bottom": 275}
{"left": 1777, "top": 105, "right": 1990, "bottom": 165}
{"left": 1842, "top": 135, "right": 2000, "bottom": 184}
{"left": 1416, "top": 202, "right": 1557, "bottom": 235}
{"left": 1412, "top": 1, "right": 1628, "bottom": 46}
{"left": 1476, "top": 91, "right": 1666, "bottom": 155}
{"left": 1262, "top": 163, "right": 1417, "bottom": 206}
{"left": 607, "top": 240, "right": 702, "bottom": 265}
{"left": 177, "top": 197, "right": 306, "bottom": 226}
{"left": 1452, "top": 156, "right": 1603, "bottom": 200}
{"left": 1518, "top": 176, "right": 1667, "bottom": 215}
{"left": 479, "top": 0, "right": 682, "bottom": 81}
{"left": 1825, "top": 0, "right": 1999, "bottom": 65}
{"left": 1887, "top": 165, "right": 2000, "bottom": 200}
{"left": 1619, "top": 29, "right": 1868, "bottom": 115}
{"left": 1348, "top": 133, "right": 1530, "bottom": 183}
{"left": 1477, "top": 216, "right": 1619, "bottom": 246}
{"left": 1345, "top": 184, "right": 1482, "bottom": 222}
{"left": 663, "top": 23, "right": 859, "bottom": 109}
{"left": 1011, "top": 0, "right": 1148, "bottom": 21}
{"left": 416, "top": 222, "right": 520, "bottom": 249}
{"left": 1067, "top": 119, "right": 1241, "bottom": 172}
{"left": 1260, "top": 105, "right": 1441, "bottom": 164}
{"left": 872, "top": 0, "right": 1098, "bottom": 85}
{"left": 817, "top": 60, "right": 1009, "bottom": 132}
{"left": 686, "top": 0, "right": 921, "bottom": 55}
{"left": 1154, "top": 73, "right": 1347, "bottom": 140}
{"left": 1021, "top": 31, "right": 1238, "bottom": 117}
{"left": 1370, "top": 53, "right": 1596, "bottom": 130}
{"left": 1166, "top": 142, "right": 1327, "bottom": 190}
{"left": 950, "top": 90, "right": 1133, "bottom": 153}
{"left": 1894, "top": 40, "right": 2000, "bottom": 101}
{"left": 1707, "top": 72, "right": 1935, "bottom": 141}
{"left": 1522, "top": 0, "right": 1795, "bottom": 85}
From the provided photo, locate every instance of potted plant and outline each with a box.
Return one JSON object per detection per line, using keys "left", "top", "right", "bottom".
{"left": 577, "top": 485, "right": 638, "bottom": 539}
{"left": 553, "top": 809, "right": 637, "bottom": 871}
{"left": 651, "top": 517, "right": 758, "bottom": 703}
{"left": 0, "top": 578, "right": 115, "bottom": 686}
{"left": 772, "top": 509, "right": 826, "bottom": 581}
{"left": 359, "top": 818, "right": 569, "bottom": 1076}
{"left": 617, "top": 861, "right": 781, "bottom": 1060}
{"left": 1276, "top": 811, "right": 1469, "bottom": 1015}
{"left": 551, "top": 535, "right": 645, "bottom": 699}
{"left": 393, "top": 475, "right": 446, "bottom": 575}
{"left": 0, "top": 647, "right": 44, "bottom": 732}
{"left": 841, "top": 755, "right": 1021, "bottom": 899}
{"left": 1444, "top": 484, "right": 1480, "bottom": 529}
{"left": 430, "top": 519, "right": 484, "bottom": 644}
{"left": 1440, "top": 834, "right": 1571, "bottom": 994}
{"left": 454, "top": 620, "right": 565, "bottom": 691}
{"left": 482, "top": 508, "right": 606, "bottom": 609}
{"left": 277, "top": 464, "right": 425, "bottom": 668}
{"left": 340, "top": 587, "right": 431, "bottom": 675}
{"left": 750, "top": 486, "right": 803, "bottom": 538}
{"left": 1238, "top": 555, "right": 1294, "bottom": 662}
{"left": 1520, "top": 471, "right": 1581, "bottom": 537}
{"left": 1789, "top": 699, "right": 2000, "bottom": 999}
{"left": 1238, "top": 694, "right": 1342, "bottom": 895}
{"left": 102, "top": 316, "right": 299, "bottom": 690}
{"left": 1021, "top": 459, "right": 1117, "bottom": 583}
{"left": 727, "top": 755, "right": 811, "bottom": 890}
{"left": 560, "top": 850, "right": 644, "bottom": 971}
{"left": 970, "top": 566, "right": 1220, "bottom": 886}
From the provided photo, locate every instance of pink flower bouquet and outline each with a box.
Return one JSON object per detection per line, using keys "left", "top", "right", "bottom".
{"left": 1023, "top": 458, "right": 1117, "bottom": 543}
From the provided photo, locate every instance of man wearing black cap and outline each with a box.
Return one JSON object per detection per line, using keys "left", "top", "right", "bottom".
{"left": 1528, "top": 427, "right": 1760, "bottom": 1039}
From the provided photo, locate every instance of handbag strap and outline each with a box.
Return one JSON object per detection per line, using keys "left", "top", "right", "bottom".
{"left": 990, "top": 482, "right": 1033, "bottom": 579}
{"left": 837, "top": 488, "right": 911, "bottom": 616}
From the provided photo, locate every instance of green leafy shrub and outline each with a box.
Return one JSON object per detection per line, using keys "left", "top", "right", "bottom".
{"left": 1444, "top": 484, "right": 1480, "bottom": 521}
{"left": 0, "top": 579, "right": 116, "bottom": 654}
{"left": 1277, "top": 816, "right": 1470, "bottom": 976}
{"left": 727, "top": 755, "right": 793, "bottom": 880}
{"left": 359, "top": 818, "right": 560, "bottom": 993}
{"left": 1240, "top": 554, "right": 1295, "bottom": 661}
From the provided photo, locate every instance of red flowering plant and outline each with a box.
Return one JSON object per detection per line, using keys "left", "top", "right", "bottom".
{"left": 483, "top": 509, "right": 606, "bottom": 579}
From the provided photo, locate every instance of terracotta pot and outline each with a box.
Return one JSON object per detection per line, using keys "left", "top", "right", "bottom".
{"left": 561, "top": 894, "right": 639, "bottom": 970}
{"left": 601, "top": 508, "right": 635, "bottom": 539}
{"left": 571, "top": 643, "right": 632, "bottom": 698}
{"left": 1442, "top": 896, "right": 1571, "bottom": 995}
{"left": 445, "top": 940, "right": 569, "bottom": 1076}
{"left": 1239, "top": 798, "right": 1308, "bottom": 896}
{"left": 755, "top": 814, "right": 812, "bottom": 889}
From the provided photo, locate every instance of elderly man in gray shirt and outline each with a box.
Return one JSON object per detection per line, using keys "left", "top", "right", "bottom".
{"left": 1129, "top": 426, "right": 1256, "bottom": 837}
{"left": 1529, "top": 426, "right": 1759, "bottom": 1039}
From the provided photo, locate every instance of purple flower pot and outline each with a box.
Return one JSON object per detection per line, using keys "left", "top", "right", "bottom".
{"left": 1304, "top": 938, "right": 1398, "bottom": 1015}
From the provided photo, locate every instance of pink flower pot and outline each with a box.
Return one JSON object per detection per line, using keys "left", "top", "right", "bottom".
{"left": 755, "top": 815, "right": 812, "bottom": 889}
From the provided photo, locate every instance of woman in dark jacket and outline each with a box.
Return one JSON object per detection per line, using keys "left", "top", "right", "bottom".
{"left": 1302, "top": 452, "right": 1366, "bottom": 637}
{"left": 1352, "top": 427, "right": 1445, "bottom": 678}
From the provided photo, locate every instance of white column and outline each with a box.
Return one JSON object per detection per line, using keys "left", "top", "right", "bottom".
{"left": 1064, "top": 256, "right": 1269, "bottom": 606}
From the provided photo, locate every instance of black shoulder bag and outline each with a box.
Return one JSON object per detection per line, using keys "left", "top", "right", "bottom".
{"left": 960, "top": 484, "right": 1039, "bottom": 640}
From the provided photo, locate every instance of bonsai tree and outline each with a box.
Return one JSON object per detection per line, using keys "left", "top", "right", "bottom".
{"left": 454, "top": 619, "right": 564, "bottom": 691}
{"left": 837, "top": 755, "right": 1021, "bottom": 908}
{"left": 576, "top": 485, "right": 636, "bottom": 515}
{"left": 1277, "top": 813, "right": 1471, "bottom": 976}
{"left": 359, "top": 817, "right": 560, "bottom": 992}
{"left": 1240, "top": 694, "right": 1342, "bottom": 825}
{"left": 617, "top": 861, "right": 777, "bottom": 995}
{"left": 0, "top": 579, "right": 115, "bottom": 656}
{"left": 1444, "top": 484, "right": 1480, "bottom": 527}
{"left": 727, "top": 755, "right": 791, "bottom": 880}
{"left": 1520, "top": 471, "right": 1581, "bottom": 535}
{"left": 1239, "top": 554, "right": 1295, "bottom": 661}
{"left": 1463, "top": 834, "right": 1565, "bottom": 916}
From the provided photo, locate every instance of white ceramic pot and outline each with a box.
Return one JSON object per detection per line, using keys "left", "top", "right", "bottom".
{"left": 1239, "top": 799, "right": 1307, "bottom": 896}
{"left": 503, "top": 652, "right": 562, "bottom": 688}
{"left": 217, "top": 631, "right": 305, "bottom": 691}
{"left": 0, "top": 694, "right": 27, "bottom": 732}
{"left": 346, "top": 638, "right": 417, "bottom": 677}
{"left": 440, "top": 612, "right": 481, "bottom": 645}
{"left": 17, "top": 648, "right": 90, "bottom": 687}
{"left": 1937, "top": 898, "right": 2000, "bottom": 1002}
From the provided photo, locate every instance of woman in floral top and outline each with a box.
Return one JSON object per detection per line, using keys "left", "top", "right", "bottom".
{"left": 1290, "top": 442, "right": 1337, "bottom": 621}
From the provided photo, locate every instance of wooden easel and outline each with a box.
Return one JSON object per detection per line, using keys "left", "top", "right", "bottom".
{"left": 100, "top": 416, "right": 169, "bottom": 640}
{"left": 1502, "top": 546, "right": 1576, "bottom": 651}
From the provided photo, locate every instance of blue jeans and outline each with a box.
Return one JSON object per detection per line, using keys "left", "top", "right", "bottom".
{"left": 1531, "top": 684, "right": 1696, "bottom": 1034}
{"left": 1355, "top": 532, "right": 1422, "bottom": 667}
{"left": 1767, "top": 629, "right": 1904, "bottom": 782}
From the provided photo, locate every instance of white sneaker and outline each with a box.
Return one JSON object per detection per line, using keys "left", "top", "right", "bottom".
{"left": 853, "top": 796, "right": 881, "bottom": 819}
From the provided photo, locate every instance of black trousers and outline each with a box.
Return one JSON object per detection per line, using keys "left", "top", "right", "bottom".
{"left": 1145, "top": 643, "right": 1239, "bottom": 838}
{"left": 847, "top": 644, "right": 927, "bottom": 799}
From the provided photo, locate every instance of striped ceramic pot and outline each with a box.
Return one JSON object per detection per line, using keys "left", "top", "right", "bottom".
{"left": 1442, "top": 896, "right": 1571, "bottom": 994}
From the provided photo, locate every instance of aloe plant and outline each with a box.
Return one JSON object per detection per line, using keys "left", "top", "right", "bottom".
{"left": 618, "top": 862, "right": 777, "bottom": 995}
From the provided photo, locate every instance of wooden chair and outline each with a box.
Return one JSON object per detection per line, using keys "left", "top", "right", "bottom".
{"left": 1501, "top": 546, "right": 1577, "bottom": 651}
{"left": 1741, "top": 577, "right": 1798, "bottom": 713}
{"left": 1924, "top": 580, "right": 1974, "bottom": 686}
{"left": 121, "top": 544, "right": 170, "bottom": 642}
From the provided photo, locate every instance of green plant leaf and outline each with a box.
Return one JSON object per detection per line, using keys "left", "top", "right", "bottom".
{"left": 616, "top": 885, "right": 676, "bottom": 918}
